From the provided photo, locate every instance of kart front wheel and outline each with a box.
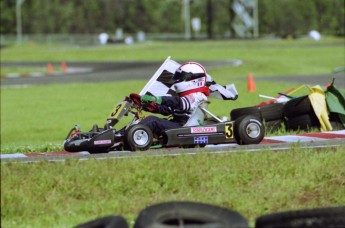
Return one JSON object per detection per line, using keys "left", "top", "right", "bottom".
{"left": 235, "top": 115, "right": 265, "bottom": 145}
{"left": 125, "top": 124, "right": 153, "bottom": 151}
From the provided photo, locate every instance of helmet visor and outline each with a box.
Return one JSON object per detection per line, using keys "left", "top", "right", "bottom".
{"left": 173, "top": 71, "right": 205, "bottom": 82}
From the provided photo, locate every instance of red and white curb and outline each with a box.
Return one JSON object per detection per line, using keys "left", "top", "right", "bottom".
{"left": 261, "top": 130, "right": 345, "bottom": 144}
{"left": 1, "top": 130, "right": 345, "bottom": 159}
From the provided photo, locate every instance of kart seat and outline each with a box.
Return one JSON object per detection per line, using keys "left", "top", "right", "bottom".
{"left": 183, "top": 101, "right": 210, "bottom": 127}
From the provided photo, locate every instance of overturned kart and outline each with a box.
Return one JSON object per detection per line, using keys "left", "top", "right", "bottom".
{"left": 64, "top": 57, "right": 265, "bottom": 153}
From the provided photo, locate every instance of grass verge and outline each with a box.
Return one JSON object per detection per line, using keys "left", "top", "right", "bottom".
{"left": 1, "top": 146, "right": 344, "bottom": 227}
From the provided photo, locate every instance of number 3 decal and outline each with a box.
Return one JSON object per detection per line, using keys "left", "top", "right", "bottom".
{"left": 225, "top": 123, "right": 234, "bottom": 139}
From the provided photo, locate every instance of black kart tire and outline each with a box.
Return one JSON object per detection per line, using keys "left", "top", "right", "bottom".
{"left": 329, "top": 112, "right": 345, "bottom": 130}
{"left": 134, "top": 201, "right": 249, "bottom": 228}
{"left": 75, "top": 215, "right": 128, "bottom": 228}
{"left": 234, "top": 115, "right": 265, "bottom": 145}
{"left": 231, "top": 103, "right": 284, "bottom": 122}
{"left": 286, "top": 113, "right": 320, "bottom": 131}
{"left": 255, "top": 206, "right": 345, "bottom": 228}
{"left": 265, "top": 119, "right": 282, "bottom": 132}
{"left": 125, "top": 124, "right": 153, "bottom": 151}
{"left": 283, "top": 95, "right": 313, "bottom": 117}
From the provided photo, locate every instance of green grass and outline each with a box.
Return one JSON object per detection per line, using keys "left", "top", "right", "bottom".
{"left": 1, "top": 146, "right": 344, "bottom": 227}
{"left": 1, "top": 39, "right": 345, "bottom": 227}
{"left": 0, "top": 67, "right": 48, "bottom": 76}
{"left": 1, "top": 80, "right": 310, "bottom": 152}
{"left": 3, "top": 38, "right": 343, "bottom": 151}
{"left": 2, "top": 37, "right": 344, "bottom": 77}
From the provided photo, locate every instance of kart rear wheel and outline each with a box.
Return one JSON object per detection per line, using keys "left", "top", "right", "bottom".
{"left": 235, "top": 115, "right": 265, "bottom": 145}
{"left": 125, "top": 124, "right": 153, "bottom": 151}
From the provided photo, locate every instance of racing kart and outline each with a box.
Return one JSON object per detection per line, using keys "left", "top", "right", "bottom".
{"left": 64, "top": 95, "right": 265, "bottom": 153}
{"left": 63, "top": 57, "right": 265, "bottom": 153}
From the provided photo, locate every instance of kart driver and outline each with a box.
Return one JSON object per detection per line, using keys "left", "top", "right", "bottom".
{"left": 130, "top": 62, "right": 211, "bottom": 137}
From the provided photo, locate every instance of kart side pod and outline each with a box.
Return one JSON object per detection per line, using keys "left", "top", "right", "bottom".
{"left": 162, "top": 115, "right": 264, "bottom": 147}
{"left": 64, "top": 129, "right": 115, "bottom": 153}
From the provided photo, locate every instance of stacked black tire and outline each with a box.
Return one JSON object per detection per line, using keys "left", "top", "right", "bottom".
{"left": 74, "top": 202, "right": 345, "bottom": 228}
{"left": 231, "top": 95, "right": 344, "bottom": 133}
{"left": 134, "top": 201, "right": 249, "bottom": 228}
{"left": 284, "top": 95, "right": 345, "bottom": 131}
{"left": 255, "top": 206, "right": 345, "bottom": 228}
{"left": 283, "top": 95, "right": 320, "bottom": 131}
{"left": 231, "top": 103, "right": 285, "bottom": 132}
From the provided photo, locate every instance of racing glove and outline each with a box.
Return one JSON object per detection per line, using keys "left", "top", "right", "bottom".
{"left": 129, "top": 93, "right": 142, "bottom": 106}
{"left": 143, "top": 102, "right": 159, "bottom": 113}
{"left": 141, "top": 95, "right": 162, "bottom": 104}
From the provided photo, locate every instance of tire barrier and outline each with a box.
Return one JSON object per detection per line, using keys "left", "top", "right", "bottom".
{"left": 283, "top": 95, "right": 323, "bottom": 131}
{"left": 231, "top": 103, "right": 285, "bottom": 133}
{"left": 133, "top": 201, "right": 249, "bottom": 228}
{"left": 255, "top": 206, "right": 345, "bottom": 228}
{"left": 74, "top": 215, "right": 128, "bottom": 228}
{"left": 231, "top": 103, "right": 284, "bottom": 122}
{"left": 74, "top": 203, "right": 345, "bottom": 228}
{"left": 285, "top": 113, "right": 320, "bottom": 131}
{"left": 329, "top": 112, "right": 345, "bottom": 130}
{"left": 283, "top": 95, "right": 314, "bottom": 118}
{"left": 231, "top": 94, "right": 342, "bottom": 133}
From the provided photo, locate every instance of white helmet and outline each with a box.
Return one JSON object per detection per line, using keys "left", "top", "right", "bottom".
{"left": 173, "top": 62, "right": 207, "bottom": 94}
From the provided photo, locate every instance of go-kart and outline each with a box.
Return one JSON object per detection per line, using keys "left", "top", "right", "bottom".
{"left": 64, "top": 94, "right": 265, "bottom": 152}
{"left": 63, "top": 57, "right": 265, "bottom": 153}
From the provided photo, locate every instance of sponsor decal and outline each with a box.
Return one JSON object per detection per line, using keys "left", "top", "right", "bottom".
{"left": 94, "top": 140, "right": 111, "bottom": 145}
{"left": 191, "top": 126, "right": 217, "bottom": 134}
{"left": 177, "top": 132, "right": 223, "bottom": 137}
{"left": 194, "top": 136, "right": 208, "bottom": 144}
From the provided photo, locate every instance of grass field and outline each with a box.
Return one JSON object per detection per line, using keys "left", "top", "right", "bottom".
{"left": 1, "top": 38, "right": 345, "bottom": 227}
{"left": 2, "top": 38, "right": 344, "bottom": 152}
{"left": 2, "top": 147, "right": 345, "bottom": 227}
{"left": 1, "top": 80, "right": 310, "bottom": 153}
{"left": 1, "top": 37, "right": 344, "bottom": 78}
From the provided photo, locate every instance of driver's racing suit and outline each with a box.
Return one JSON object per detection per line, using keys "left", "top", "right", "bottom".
{"left": 141, "top": 92, "right": 208, "bottom": 136}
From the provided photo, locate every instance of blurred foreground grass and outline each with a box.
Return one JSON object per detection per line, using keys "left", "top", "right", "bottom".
{"left": 2, "top": 146, "right": 345, "bottom": 227}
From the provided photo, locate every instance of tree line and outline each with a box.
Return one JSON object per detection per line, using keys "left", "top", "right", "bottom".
{"left": 0, "top": 0, "right": 344, "bottom": 38}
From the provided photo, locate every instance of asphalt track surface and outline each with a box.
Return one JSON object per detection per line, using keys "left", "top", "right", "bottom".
{"left": 1, "top": 61, "right": 344, "bottom": 88}
{"left": 1, "top": 136, "right": 345, "bottom": 163}
{"left": 1, "top": 61, "right": 344, "bottom": 163}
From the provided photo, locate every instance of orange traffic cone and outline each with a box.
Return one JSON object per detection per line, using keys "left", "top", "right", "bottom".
{"left": 47, "top": 63, "right": 54, "bottom": 74}
{"left": 61, "top": 62, "right": 68, "bottom": 73}
{"left": 247, "top": 73, "right": 256, "bottom": 93}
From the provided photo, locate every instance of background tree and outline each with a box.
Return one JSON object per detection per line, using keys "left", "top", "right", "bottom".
{"left": 0, "top": 0, "right": 343, "bottom": 38}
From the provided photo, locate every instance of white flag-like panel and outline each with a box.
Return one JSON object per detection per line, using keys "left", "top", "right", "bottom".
{"left": 140, "top": 56, "right": 238, "bottom": 100}
{"left": 139, "top": 56, "right": 180, "bottom": 96}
